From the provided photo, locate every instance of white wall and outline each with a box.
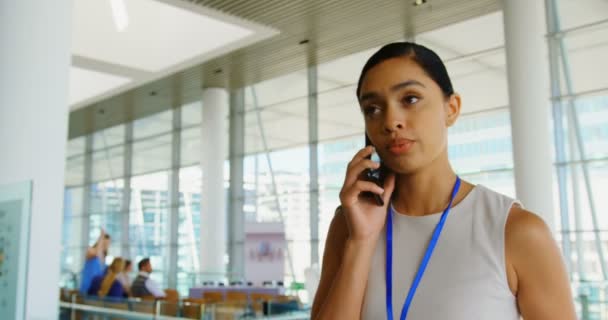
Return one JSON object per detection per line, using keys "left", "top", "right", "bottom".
{"left": 0, "top": 1, "right": 72, "bottom": 319}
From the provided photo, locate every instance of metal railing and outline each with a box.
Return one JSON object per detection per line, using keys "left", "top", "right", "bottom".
{"left": 59, "top": 293, "right": 310, "bottom": 320}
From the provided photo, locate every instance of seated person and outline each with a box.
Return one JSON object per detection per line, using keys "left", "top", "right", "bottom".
{"left": 116, "top": 259, "right": 133, "bottom": 296}
{"left": 88, "top": 257, "right": 125, "bottom": 298}
{"left": 131, "top": 258, "right": 166, "bottom": 298}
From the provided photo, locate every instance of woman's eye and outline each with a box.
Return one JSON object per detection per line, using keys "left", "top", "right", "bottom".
{"left": 363, "top": 106, "right": 380, "bottom": 116}
{"left": 403, "top": 96, "right": 419, "bottom": 104}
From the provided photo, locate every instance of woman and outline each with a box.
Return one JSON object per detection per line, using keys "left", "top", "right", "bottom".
{"left": 88, "top": 257, "right": 126, "bottom": 298}
{"left": 116, "top": 259, "right": 133, "bottom": 297}
{"left": 311, "top": 42, "right": 575, "bottom": 319}
{"left": 79, "top": 228, "right": 110, "bottom": 294}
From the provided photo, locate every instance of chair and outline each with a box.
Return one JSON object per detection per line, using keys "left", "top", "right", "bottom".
{"left": 182, "top": 298, "right": 206, "bottom": 319}
{"left": 131, "top": 299, "right": 156, "bottom": 314}
{"left": 59, "top": 288, "right": 67, "bottom": 301}
{"left": 59, "top": 288, "right": 80, "bottom": 302}
{"left": 159, "top": 300, "right": 180, "bottom": 317}
{"left": 250, "top": 293, "right": 275, "bottom": 314}
{"left": 164, "top": 288, "right": 179, "bottom": 301}
{"left": 225, "top": 291, "right": 247, "bottom": 302}
{"left": 214, "top": 301, "right": 249, "bottom": 320}
{"left": 250, "top": 293, "right": 275, "bottom": 302}
{"left": 203, "top": 291, "right": 224, "bottom": 303}
{"left": 224, "top": 295, "right": 251, "bottom": 317}
{"left": 276, "top": 295, "right": 298, "bottom": 303}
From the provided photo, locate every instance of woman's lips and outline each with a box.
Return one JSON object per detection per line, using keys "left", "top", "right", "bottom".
{"left": 387, "top": 139, "right": 415, "bottom": 155}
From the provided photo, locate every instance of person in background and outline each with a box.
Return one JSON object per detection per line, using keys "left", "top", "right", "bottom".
{"left": 131, "top": 258, "right": 166, "bottom": 298}
{"left": 87, "top": 257, "right": 125, "bottom": 298}
{"left": 79, "top": 228, "right": 110, "bottom": 294}
{"left": 116, "top": 259, "right": 133, "bottom": 296}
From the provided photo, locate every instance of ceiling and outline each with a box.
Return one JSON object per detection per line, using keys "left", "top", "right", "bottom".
{"left": 68, "top": 0, "right": 504, "bottom": 139}
{"left": 69, "top": 0, "right": 277, "bottom": 109}
{"left": 67, "top": 0, "right": 608, "bottom": 158}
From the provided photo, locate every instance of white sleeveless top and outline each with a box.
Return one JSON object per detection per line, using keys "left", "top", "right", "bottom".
{"left": 361, "top": 184, "right": 520, "bottom": 320}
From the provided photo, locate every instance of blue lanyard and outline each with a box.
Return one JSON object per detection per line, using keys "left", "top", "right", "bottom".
{"left": 385, "top": 177, "right": 461, "bottom": 320}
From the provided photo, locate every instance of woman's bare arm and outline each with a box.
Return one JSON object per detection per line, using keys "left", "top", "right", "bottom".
{"left": 312, "top": 146, "right": 395, "bottom": 319}
{"left": 311, "top": 209, "right": 379, "bottom": 320}
{"left": 506, "top": 206, "right": 576, "bottom": 319}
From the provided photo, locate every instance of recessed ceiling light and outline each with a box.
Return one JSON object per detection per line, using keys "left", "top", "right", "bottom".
{"left": 110, "top": 0, "right": 129, "bottom": 32}
{"left": 413, "top": 0, "right": 427, "bottom": 6}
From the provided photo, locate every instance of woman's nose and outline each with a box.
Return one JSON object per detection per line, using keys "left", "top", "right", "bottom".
{"left": 383, "top": 107, "right": 405, "bottom": 133}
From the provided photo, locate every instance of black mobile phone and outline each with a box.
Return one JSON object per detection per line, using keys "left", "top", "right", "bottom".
{"left": 364, "top": 134, "right": 385, "bottom": 206}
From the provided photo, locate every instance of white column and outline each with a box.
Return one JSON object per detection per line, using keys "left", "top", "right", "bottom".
{"left": 308, "top": 64, "right": 320, "bottom": 266}
{"left": 228, "top": 89, "right": 246, "bottom": 279}
{"left": 200, "top": 88, "right": 229, "bottom": 280}
{"left": 503, "top": 0, "right": 555, "bottom": 230}
{"left": 167, "top": 107, "right": 181, "bottom": 289}
{"left": 0, "top": 1, "right": 72, "bottom": 319}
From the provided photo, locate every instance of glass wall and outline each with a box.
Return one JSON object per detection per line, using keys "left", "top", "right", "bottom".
{"left": 243, "top": 70, "right": 312, "bottom": 286}
{"left": 547, "top": 1, "right": 608, "bottom": 317}
{"left": 61, "top": 11, "right": 517, "bottom": 296}
{"left": 60, "top": 3, "right": 608, "bottom": 313}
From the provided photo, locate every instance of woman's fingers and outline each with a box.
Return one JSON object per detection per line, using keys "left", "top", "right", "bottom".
{"left": 347, "top": 146, "right": 374, "bottom": 169}
{"left": 340, "top": 180, "right": 385, "bottom": 205}
{"left": 343, "top": 159, "right": 381, "bottom": 187}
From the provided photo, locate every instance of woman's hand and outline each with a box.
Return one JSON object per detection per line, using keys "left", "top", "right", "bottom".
{"left": 98, "top": 228, "right": 106, "bottom": 239}
{"left": 339, "top": 146, "right": 395, "bottom": 243}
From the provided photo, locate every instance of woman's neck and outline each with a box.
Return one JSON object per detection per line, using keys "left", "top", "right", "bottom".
{"left": 392, "top": 151, "right": 459, "bottom": 216}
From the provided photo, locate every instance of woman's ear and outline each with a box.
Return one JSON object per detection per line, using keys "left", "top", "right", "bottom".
{"left": 445, "top": 93, "right": 461, "bottom": 127}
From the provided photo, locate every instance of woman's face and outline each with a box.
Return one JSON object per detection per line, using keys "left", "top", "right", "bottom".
{"left": 358, "top": 57, "right": 460, "bottom": 174}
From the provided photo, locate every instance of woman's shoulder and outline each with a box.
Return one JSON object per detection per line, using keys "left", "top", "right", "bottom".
{"left": 468, "top": 184, "right": 515, "bottom": 203}
{"left": 505, "top": 205, "right": 552, "bottom": 250}
{"left": 465, "top": 184, "right": 521, "bottom": 220}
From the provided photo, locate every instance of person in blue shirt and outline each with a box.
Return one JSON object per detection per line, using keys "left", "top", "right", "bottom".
{"left": 79, "top": 228, "right": 110, "bottom": 294}
{"left": 88, "top": 257, "right": 126, "bottom": 298}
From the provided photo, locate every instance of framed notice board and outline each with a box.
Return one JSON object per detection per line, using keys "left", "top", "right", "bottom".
{"left": 0, "top": 181, "right": 32, "bottom": 320}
